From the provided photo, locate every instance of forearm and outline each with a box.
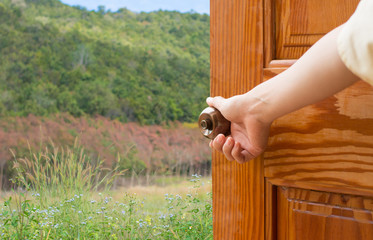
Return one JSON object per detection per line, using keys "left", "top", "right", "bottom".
{"left": 208, "top": 25, "right": 362, "bottom": 162}
{"left": 248, "top": 25, "right": 360, "bottom": 123}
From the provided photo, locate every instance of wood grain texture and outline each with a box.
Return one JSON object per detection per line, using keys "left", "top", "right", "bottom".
{"left": 262, "top": 0, "right": 373, "bottom": 238}
{"left": 275, "top": 0, "right": 359, "bottom": 59}
{"left": 265, "top": 180, "right": 277, "bottom": 240}
{"left": 264, "top": 80, "right": 373, "bottom": 195}
{"left": 267, "top": 60, "right": 296, "bottom": 68}
{"left": 264, "top": 0, "right": 275, "bottom": 67}
{"left": 210, "top": 0, "right": 264, "bottom": 239}
{"left": 277, "top": 187, "right": 373, "bottom": 240}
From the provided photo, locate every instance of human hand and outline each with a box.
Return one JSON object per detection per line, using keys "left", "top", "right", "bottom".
{"left": 206, "top": 95, "right": 271, "bottom": 163}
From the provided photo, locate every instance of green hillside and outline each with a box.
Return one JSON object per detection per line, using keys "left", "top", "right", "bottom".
{"left": 0, "top": 0, "right": 210, "bottom": 124}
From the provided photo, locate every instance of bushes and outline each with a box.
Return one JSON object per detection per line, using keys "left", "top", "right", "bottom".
{"left": 0, "top": 0, "right": 210, "bottom": 124}
{"left": 0, "top": 115, "right": 211, "bottom": 189}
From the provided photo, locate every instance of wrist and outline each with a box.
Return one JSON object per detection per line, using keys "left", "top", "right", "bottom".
{"left": 243, "top": 89, "right": 276, "bottom": 126}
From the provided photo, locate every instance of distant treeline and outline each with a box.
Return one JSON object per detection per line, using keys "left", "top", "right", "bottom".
{"left": 0, "top": 0, "right": 210, "bottom": 124}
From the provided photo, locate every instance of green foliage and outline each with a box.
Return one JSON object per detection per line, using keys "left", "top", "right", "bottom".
{"left": 118, "top": 144, "right": 147, "bottom": 175}
{"left": 0, "top": 0, "right": 210, "bottom": 124}
{"left": 11, "top": 139, "right": 126, "bottom": 204}
{"left": 2, "top": 169, "right": 212, "bottom": 239}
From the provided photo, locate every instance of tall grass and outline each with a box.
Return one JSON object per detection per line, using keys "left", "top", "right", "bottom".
{"left": 1, "top": 141, "right": 212, "bottom": 239}
{"left": 10, "top": 139, "right": 125, "bottom": 206}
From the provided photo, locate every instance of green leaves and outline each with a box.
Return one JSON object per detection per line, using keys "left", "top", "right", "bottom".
{"left": 0, "top": 0, "right": 210, "bottom": 124}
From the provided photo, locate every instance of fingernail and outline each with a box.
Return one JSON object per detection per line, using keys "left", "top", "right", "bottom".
{"left": 216, "top": 134, "right": 224, "bottom": 143}
{"left": 206, "top": 97, "right": 212, "bottom": 103}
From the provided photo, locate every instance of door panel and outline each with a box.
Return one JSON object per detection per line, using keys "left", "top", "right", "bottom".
{"left": 264, "top": 79, "right": 373, "bottom": 194}
{"left": 275, "top": 0, "right": 359, "bottom": 59}
{"left": 277, "top": 187, "right": 373, "bottom": 240}
{"left": 263, "top": 0, "right": 373, "bottom": 238}
{"left": 211, "top": 0, "right": 373, "bottom": 239}
{"left": 210, "top": 0, "right": 264, "bottom": 239}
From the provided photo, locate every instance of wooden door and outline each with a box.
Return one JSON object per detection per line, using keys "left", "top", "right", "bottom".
{"left": 210, "top": 0, "right": 373, "bottom": 239}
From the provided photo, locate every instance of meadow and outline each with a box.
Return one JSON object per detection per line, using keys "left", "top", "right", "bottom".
{"left": 0, "top": 2, "right": 212, "bottom": 238}
{"left": 0, "top": 142, "right": 212, "bottom": 239}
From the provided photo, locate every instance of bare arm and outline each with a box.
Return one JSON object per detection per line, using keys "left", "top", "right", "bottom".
{"left": 207, "top": 25, "right": 360, "bottom": 163}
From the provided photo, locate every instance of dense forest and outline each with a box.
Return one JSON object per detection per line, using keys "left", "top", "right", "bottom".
{"left": 0, "top": 0, "right": 210, "bottom": 124}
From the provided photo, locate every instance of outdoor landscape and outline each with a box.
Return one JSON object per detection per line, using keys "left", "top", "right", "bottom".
{"left": 0, "top": 0, "right": 212, "bottom": 238}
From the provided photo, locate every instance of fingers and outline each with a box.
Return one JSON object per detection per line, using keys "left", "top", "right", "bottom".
{"left": 211, "top": 134, "right": 226, "bottom": 152}
{"left": 232, "top": 142, "right": 256, "bottom": 164}
{"left": 222, "top": 137, "right": 235, "bottom": 161}
{"left": 210, "top": 135, "right": 256, "bottom": 164}
{"left": 206, "top": 96, "right": 225, "bottom": 110}
{"left": 231, "top": 142, "right": 246, "bottom": 163}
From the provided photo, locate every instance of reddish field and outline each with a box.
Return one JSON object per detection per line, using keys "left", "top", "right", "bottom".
{"left": 0, "top": 114, "right": 211, "bottom": 189}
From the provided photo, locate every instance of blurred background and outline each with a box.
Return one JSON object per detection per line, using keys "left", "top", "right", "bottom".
{"left": 0, "top": 1, "right": 213, "bottom": 238}
{"left": 61, "top": 0, "right": 209, "bottom": 14}
{"left": 0, "top": 0, "right": 211, "bottom": 189}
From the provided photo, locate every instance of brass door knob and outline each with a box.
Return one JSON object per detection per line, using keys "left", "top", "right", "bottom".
{"left": 198, "top": 107, "right": 230, "bottom": 139}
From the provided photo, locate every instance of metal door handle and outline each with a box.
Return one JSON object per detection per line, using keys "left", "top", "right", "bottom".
{"left": 198, "top": 107, "right": 230, "bottom": 139}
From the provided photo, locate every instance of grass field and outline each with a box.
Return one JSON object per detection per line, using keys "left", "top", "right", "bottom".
{"left": 0, "top": 143, "right": 213, "bottom": 239}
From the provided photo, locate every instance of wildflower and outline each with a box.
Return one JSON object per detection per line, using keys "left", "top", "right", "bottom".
{"left": 90, "top": 200, "right": 97, "bottom": 203}
{"left": 138, "top": 222, "right": 144, "bottom": 228}
{"left": 145, "top": 216, "right": 152, "bottom": 225}
{"left": 88, "top": 216, "right": 93, "bottom": 220}
{"left": 78, "top": 211, "right": 82, "bottom": 214}
{"left": 121, "top": 211, "right": 126, "bottom": 215}
{"left": 81, "top": 222, "right": 86, "bottom": 225}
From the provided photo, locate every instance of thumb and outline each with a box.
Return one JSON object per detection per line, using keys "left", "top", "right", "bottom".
{"left": 206, "top": 96, "right": 226, "bottom": 110}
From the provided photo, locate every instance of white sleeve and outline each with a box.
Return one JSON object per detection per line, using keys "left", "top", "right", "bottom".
{"left": 337, "top": 0, "right": 373, "bottom": 85}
